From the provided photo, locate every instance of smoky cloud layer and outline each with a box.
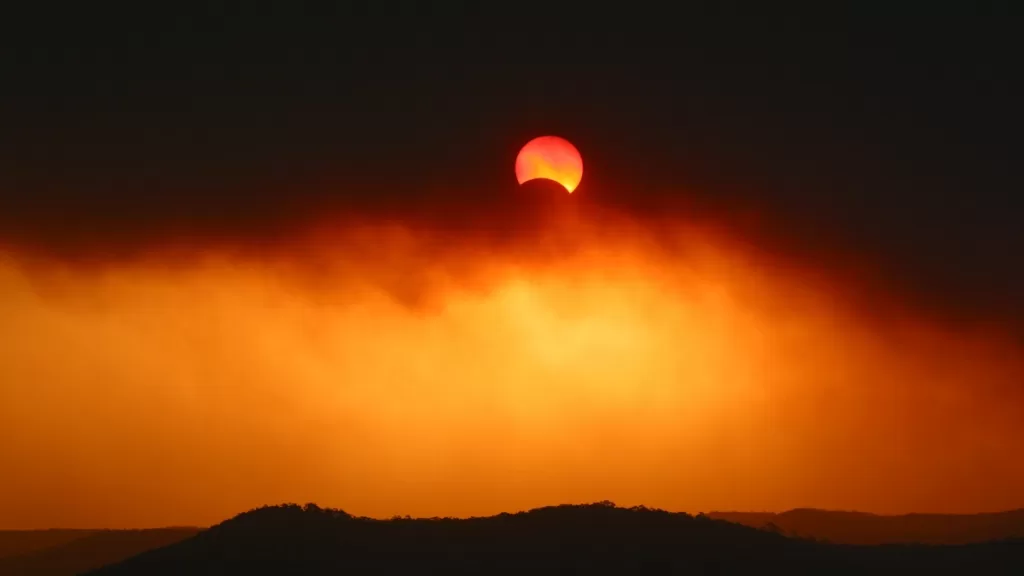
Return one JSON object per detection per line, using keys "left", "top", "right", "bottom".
{"left": 1, "top": 206, "right": 1023, "bottom": 529}
{"left": 2, "top": 178, "right": 1021, "bottom": 343}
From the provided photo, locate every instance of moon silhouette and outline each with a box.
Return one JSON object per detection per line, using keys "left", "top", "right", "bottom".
{"left": 515, "top": 136, "right": 583, "bottom": 193}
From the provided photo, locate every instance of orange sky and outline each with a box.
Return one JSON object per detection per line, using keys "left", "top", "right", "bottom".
{"left": 1, "top": 208, "right": 1022, "bottom": 529}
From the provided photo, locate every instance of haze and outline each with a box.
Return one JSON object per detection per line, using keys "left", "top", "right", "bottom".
{"left": 2, "top": 203, "right": 1022, "bottom": 530}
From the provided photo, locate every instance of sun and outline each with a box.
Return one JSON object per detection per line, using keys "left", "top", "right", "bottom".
{"left": 515, "top": 136, "right": 583, "bottom": 193}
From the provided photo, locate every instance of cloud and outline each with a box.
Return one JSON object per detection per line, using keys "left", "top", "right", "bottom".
{"left": 2, "top": 208, "right": 1022, "bottom": 528}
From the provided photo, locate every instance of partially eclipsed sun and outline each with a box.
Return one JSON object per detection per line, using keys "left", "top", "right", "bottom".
{"left": 515, "top": 135, "right": 583, "bottom": 193}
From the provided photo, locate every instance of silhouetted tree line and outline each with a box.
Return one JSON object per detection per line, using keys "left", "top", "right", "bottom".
{"left": 86, "top": 502, "right": 1024, "bottom": 575}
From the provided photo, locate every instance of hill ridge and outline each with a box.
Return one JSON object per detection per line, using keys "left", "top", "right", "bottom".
{"left": 85, "top": 502, "right": 1024, "bottom": 575}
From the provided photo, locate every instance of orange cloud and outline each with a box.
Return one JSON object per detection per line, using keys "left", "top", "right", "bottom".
{"left": 1, "top": 210, "right": 1022, "bottom": 529}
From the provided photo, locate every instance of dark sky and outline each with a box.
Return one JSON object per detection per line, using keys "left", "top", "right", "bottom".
{"left": 1, "top": 4, "right": 1021, "bottom": 332}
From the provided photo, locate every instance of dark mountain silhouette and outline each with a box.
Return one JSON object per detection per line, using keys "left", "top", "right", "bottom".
{"left": 0, "top": 528, "right": 198, "bottom": 576}
{"left": 708, "top": 508, "right": 1024, "bottom": 545}
{"left": 86, "top": 502, "right": 1024, "bottom": 575}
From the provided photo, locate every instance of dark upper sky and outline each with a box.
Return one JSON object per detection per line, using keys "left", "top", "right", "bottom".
{"left": 0, "top": 4, "right": 1020, "bottom": 331}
